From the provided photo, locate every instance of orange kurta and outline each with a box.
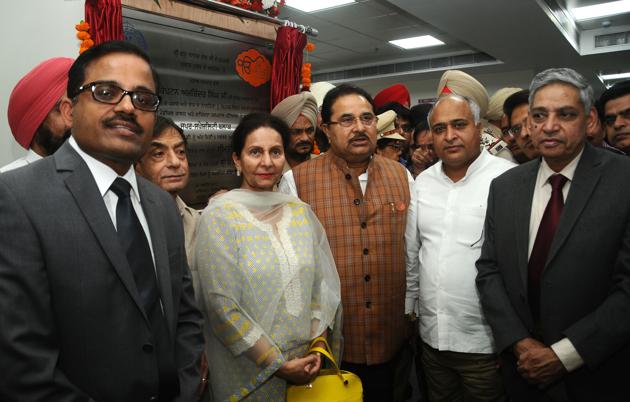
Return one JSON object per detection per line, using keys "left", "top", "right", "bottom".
{"left": 293, "top": 152, "right": 410, "bottom": 364}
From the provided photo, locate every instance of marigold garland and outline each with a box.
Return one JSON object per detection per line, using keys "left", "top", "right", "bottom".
{"left": 301, "top": 63, "right": 312, "bottom": 89}
{"left": 301, "top": 42, "right": 316, "bottom": 90}
{"left": 75, "top": 20, "right": 94, "bottom": 54}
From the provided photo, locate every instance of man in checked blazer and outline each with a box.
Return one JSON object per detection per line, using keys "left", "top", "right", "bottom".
{"left": 476, "top": 68, "right": 630, "bottom": 401}
{"left": 0, "top": 41, "right": 204, "bottom": 401}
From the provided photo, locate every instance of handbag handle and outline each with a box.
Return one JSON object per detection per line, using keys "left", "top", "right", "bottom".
{"left": 307, "top": 337, "right": 346, "bottom": 383}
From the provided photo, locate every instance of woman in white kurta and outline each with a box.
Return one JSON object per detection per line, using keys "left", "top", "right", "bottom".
{"left": 194, "top": 113, "right": 341, "bottom": 402}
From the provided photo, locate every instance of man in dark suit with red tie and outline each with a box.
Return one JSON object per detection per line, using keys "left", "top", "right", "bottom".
{"left": 476, "top": 68, "right": 630, "bottom": 402}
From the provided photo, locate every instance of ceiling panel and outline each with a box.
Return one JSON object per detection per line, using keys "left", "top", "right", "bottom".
{"left": 277, "top": 0, "right": 629, "bottom": 91}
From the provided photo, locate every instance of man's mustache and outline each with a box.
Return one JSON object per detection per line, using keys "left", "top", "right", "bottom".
{"left": 103, "top": 113, "right": 142, "bottom": 134}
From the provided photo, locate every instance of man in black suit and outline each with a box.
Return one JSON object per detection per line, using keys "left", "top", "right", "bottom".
{"left": 0, "top": 41, "right": 204, "bottom": 401}
{"left": 476, "top": 68, "right": 630, "bottom": 402}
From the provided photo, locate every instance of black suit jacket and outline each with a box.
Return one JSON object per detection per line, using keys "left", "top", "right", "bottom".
{"left": 476, "top": 143, "right": 630, "bottom": 401}
{"left": 0, "top": 142, "right": 204, "bottom": 402}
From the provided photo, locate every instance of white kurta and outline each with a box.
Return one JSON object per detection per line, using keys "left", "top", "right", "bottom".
{"left": 0, "top": 148, "right": 42, "bottom": 173}
{"left": 405, "top": 150, "right": 515, "bottom": 353}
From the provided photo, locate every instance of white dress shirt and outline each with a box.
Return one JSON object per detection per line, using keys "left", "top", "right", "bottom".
{"left": 0, "top": 149, "right": 42, "bottom": 173}
{"left": 405, "top": 150, "right": 515, "bottom": 353}
{"left": 68, "top": 136, "right": 156, "bottom": 265}
{"left": 529, "top": 148, "right": 585, "bottom": 372}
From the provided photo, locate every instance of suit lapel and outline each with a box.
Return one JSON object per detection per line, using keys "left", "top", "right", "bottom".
{"left": 546, "top": 144, "right": 603, "bottom": 267}
{"left": 56, "top": 143, "right": 149, "bottom": 322}
{"left": 139, "top": 181, "right": 175, "bottom": 335}
{"left": 515, "top": 160, "right": 539, "bottom": 288}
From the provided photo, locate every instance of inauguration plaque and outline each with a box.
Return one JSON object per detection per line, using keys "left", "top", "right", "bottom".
{"left": 123, "top": 8, "right": 273, "bottom": 207}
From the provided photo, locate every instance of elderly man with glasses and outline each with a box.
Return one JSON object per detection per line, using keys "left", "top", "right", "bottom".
{"left": 279, "top": 84, "right": 414, "bottom": 402}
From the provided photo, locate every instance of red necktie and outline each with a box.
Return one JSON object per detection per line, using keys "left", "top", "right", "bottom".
{"left": 528, "top": 174, "right": 568, "bottom": 322}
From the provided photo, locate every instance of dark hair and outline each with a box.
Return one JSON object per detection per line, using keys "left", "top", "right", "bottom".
{"left": 503, "top": 89, "right": 530, "bottom": 125}
{"left": 154, "top": 116, "right": 186, "bottom": 147}
{"left": 413, "top": 120, "right": 430, "bottom": 144}
{"left": 321, "top": 84, "right": 375, "bottom": 124}
{"left": 409, "top": 103, "right": 433, "bottom": 127}
{"left": 375, "top": 102, "right": 411, "bottom": 121}
{"left": 67, "top": 40, "right": 160, "bottom": 100}
{"left": 315, "top": 127, "right": 330, "bottom": 153}
{"left": 231, "top": 113, "right": 290, "bottom": 157}
{"left": 598, "top": 80, "right": 630, "bottom": 122}
{"left": 376, "top": 137, "right": 397, "bottom": 150}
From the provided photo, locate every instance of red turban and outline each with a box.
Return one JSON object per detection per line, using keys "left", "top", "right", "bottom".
{"left": 7, "top": 57, "right": 74, "bottom": 149}
{"left": 373, "top": 83, "right": 411, "bottom": 110}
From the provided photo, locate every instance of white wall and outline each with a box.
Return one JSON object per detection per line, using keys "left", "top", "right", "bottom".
{"left": 0, "top": 0, "right": 83, "bottom": 166}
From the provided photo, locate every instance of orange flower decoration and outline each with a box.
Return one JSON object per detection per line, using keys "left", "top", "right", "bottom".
{"left": 76, "top": 20, "right": 93, "bottom": 54}
{"left": 305, "top": 42, "right": 316, "bottom": 52}
{"left": 75, "top": 21, "right": 90, "bottom": 31}
{"left": 235, "top": 49, "right": 272, "bottom": 87}
{"left": 301, "top": 62, "right": 312, "bottom": 90}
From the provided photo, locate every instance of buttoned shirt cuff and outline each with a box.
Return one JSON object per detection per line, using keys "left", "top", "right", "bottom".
{"left": 550, "top": 337, "right": 584, "bottom": 372}
{"left": 405, "top": 297, "right": 417, "bottom": 315}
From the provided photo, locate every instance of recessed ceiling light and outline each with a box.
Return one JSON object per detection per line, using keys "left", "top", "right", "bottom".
{"left": 389, "top": 35, "right": 445, "bottom": 50}
{"left": 285, "top": 0, "right": 355, "bottom": 13}
{"left": 570, "top": 1, "right": 630, "bottom": 21}
{"left": 600, "top": 72, "right": 630, "bottom": 80}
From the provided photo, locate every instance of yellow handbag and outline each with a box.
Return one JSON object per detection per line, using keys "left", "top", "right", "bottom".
{"left": 286, "top": 337, "right": 363, "bottom": 402}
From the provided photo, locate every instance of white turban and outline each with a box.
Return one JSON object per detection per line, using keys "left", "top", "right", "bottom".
{"left": 486, "top": 87, "right": 522, "bottom": 121}
{"left": 309, "top": 81, "right": 336, "bottom": 110}
{"left": 437, "top": 70, "right": 489, "bottom": 117}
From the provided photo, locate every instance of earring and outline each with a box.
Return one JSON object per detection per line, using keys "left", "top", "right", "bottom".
{"left": 236, "top": 167, "right": 241, "bottom": 176}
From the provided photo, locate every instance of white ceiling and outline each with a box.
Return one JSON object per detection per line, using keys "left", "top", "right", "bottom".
{"left": 277, "top": 0, "right": 630, "bottom": 94}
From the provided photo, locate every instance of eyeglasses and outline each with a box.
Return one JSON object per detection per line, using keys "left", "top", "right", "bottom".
{"left": 327, "top": 113, "right": 377, "bottom": 128}
{"left": 603, "top": 109, "right": 630, "bottom": 127}
{"left": 289, "top": 126, "right": 315, "bottom": 136}
{"left": 75, "top": 81, "right": 161, "bottom": 112}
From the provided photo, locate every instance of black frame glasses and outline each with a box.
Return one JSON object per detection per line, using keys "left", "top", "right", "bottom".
{"left": 326, "top": 113, "right": 377, "bottom": 128}
{"left": 75, "top": 81, "right": 161, "bottom": 112}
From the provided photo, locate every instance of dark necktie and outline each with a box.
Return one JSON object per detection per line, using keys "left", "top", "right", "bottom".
{"left": 110, "top": 178, "right": 179, "bottom": 399}
{"left": 528, "top": 174, "right": 568, "bottom": 323}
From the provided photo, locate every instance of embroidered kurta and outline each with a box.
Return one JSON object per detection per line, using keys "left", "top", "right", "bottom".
{"left": 194, "top": 190, "right": 340, "bottom": 402}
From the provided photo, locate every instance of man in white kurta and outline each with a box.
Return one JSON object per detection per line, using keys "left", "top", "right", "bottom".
{"left": 1, "top": 57, "right": 73, "bottom": 173}
{"left": 405, "top": 94, "right": 514, "bottom": 401}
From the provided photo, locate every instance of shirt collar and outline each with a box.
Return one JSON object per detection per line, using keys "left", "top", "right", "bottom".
{"left": 538, "top": 146, "right": 584, "bottom": 188}
{"left": 25, "top": 148, "right": 43, "bottom": 163}
{"left": 176, "top": 195, "right": 195, "bottom": 217}
{"left": 69, "top": 136, "right": 141, "bottom": 202}
{"left": 438, "top": 148, "right": 489, "bottom": 183}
